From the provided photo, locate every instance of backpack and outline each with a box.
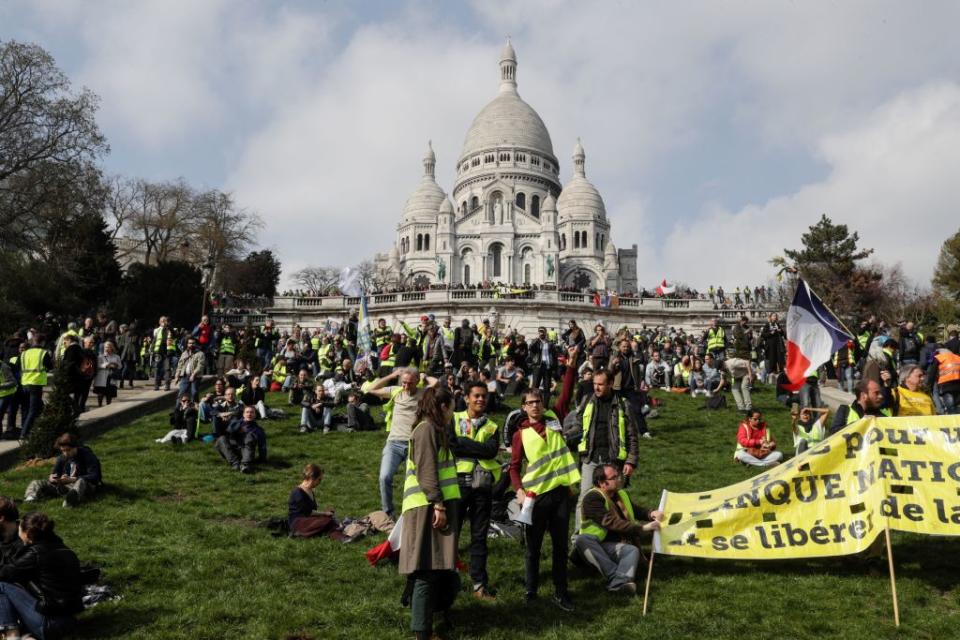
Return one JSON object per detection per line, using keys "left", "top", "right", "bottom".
{"left": 79, "top": 355, "right": 96, "bottom": 380}
{"left": 503, "top": 408, "right": 526, "bottom": 448}
{"left": 704, "top": 394, "right": 727, "bottom": 410}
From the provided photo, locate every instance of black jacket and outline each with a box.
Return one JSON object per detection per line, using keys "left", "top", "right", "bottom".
{"left": 53, "top": 446, "right": 102, "bottom": 485}
{"left": 0, "top": 534, "right": 83, "bottom": 615}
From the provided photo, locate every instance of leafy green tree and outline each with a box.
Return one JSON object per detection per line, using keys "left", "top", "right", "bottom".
{"left": 781, "top": 214, "right": 878, "bottom": 319}
{"left": 933, "top": 228, "right": 960, "bottom": 303}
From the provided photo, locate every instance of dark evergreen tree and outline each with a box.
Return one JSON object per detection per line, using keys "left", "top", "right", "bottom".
{"left": 933, "top": 227, "right": 960, "bottom": 303}
{"left": 114, "top": 261, "right": 204, "bottom": 329}
{"left": 21, "top": 362, "right": 78, "bottom": 459}
{"left": 221, "top": 250, "right": 282, "bottom": 298}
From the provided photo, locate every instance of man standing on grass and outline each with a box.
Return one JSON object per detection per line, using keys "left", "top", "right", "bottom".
{"left": 450, "top": 381, "right": 500, "bottom": 601}
{"left": 572, "top": 369, "right": 639, "bottom": 530}
{"left": 366, "top": 367, "right": 438, "bottom": 518}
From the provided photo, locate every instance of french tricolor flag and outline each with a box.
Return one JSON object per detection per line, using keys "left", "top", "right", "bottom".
{"left": 784, "top": 279, "right": 853, "bottom": 391}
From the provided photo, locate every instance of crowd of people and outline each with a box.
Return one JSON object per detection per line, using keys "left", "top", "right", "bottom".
{"left": 2, "top": 303, "right": 959, "bottom": 638}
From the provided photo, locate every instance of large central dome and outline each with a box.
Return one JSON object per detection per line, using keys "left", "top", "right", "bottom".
{"left": 460, "top": 93, "right": 554, "bottom": 159}
{"left": 458, "top": 41, "right": 555, "bottom": 162}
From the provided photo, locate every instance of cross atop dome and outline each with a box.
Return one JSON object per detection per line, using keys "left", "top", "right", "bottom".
{"left": 499, "top": 38, "right": 517, "bottom": 93}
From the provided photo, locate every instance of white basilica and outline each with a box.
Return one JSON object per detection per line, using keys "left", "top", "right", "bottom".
{"left": 375, "top": 41, "right": 638, "bottom": 293}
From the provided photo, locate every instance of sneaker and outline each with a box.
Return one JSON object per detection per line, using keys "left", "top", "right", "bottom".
{"left": 240, "top": 465, "right": 253, "bottom": 474}
{"left": 610, "top": 581, "right": 637, "bottom": 595}
{"left": 63, "top": 490, "right": 80, "bottom": 508}
{"left": 322, "top": 427, "right": 331, "bottom": 434}
{"left": 299, "top": 425, "right": 310, "bottom": 433}
{"left": 642, "top": 432, "right": 654, "bottom": 439}
{"left": 473, "top": 586, "right": 496, "bottom": 601}
{"left": 24, "top": 496, "right": 36, "bottom": 503}
{"left": 552, "top": 592, "right": 574, "bottom": 612}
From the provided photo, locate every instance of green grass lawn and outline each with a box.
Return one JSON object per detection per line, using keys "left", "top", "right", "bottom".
{"left": 2, "top": 386, "right": 959, "bottom": 639}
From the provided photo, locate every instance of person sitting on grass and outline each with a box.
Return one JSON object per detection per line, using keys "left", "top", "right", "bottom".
{"left": 24, "top": 433, "right": 102, "bottom": 507}
{"left": 224, "top": 358, "right": 251, "bottom": 390}
{"left": 734, "top": 410, "right": 783, "bottom": 468}
{"left": 345, "top": 390, "right": 375, "bottom": 432}
{"left": 573, "top": 464, "right": 662, "bottom": 595}
{"left": 791, "top": 406, "right": 829, "bottom": 454}
{"left": 240, "top": 374, "right": 269, "bottom": 419}
{"left": 288, "top": 463, "right": 342, "bottom": 539}
{"left": 215, "top": 406, "right": 267, "bottom": 474}
{"left": 300, "top": 384, "right": 334, "bottom": 434}
{"left": 0, "top": 513, "right": 83, "bottom": 640}
{"left": 688, "top": 358, "right": 708, "bottom": 397}
{"left": 199, "top": 386, "right": 242, "bottom": 438}
{"left": 287, "top": 369, "right": 312, "bottom": 406}
{"left": 156, "top": 394, "right": 199, "bottom": 443}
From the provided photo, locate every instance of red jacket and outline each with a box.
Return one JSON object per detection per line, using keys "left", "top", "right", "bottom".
{"left": 737, "top": 422, "right": 772, "bottom": 448}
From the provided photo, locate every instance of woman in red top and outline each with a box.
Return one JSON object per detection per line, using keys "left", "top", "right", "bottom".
{"left": 734, "top": 410, "right": 783, "bottom": 467}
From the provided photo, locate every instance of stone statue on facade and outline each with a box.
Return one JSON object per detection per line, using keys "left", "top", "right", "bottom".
{"left": 436, "top": 257, "right": 446, "bottom": 281}
{"left": 546, "top": 255, "right": 555, "bottom": 277}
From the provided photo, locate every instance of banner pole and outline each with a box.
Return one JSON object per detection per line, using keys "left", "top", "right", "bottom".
{"left": 884, "top": 527, "right": 900, "bottom": 628}
{"left": 644, "top": 489, "right": 668, "bottom": 616}
{"left": 642, "top": 550, "right": 655, "bottom": 616}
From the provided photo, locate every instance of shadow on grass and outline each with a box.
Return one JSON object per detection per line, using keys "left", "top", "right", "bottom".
{"left": 72, "top": 604, "right": 167, "bottom": 639}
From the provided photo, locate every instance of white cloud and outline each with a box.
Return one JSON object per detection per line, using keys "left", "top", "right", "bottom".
{"left": 658, "top": 83, "right": 960, "bottom": 287}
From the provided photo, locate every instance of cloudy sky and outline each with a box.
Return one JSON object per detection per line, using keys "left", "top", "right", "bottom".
{"left": 5, "top": 0, "right": 960, "bottom": 290}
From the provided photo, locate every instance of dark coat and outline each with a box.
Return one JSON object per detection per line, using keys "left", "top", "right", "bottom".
{"left": 0, "top": 534, "right": 83, "bottom": 615}
{"left": 53, "top": 446, "right": 102, "bottom": 485}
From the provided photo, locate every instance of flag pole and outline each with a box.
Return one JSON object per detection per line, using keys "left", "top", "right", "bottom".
{"left": 642, "top": 550, "right": 655, "bottom": 616}
{"left": 884, "top": 527, "right": 900, "bottom": 627}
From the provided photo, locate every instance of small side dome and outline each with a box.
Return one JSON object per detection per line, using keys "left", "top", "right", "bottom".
{"left": 440, "top": 197, "right": 454, "bottom": 214}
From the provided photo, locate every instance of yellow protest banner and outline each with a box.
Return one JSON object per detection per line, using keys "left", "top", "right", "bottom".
{"left": 655, "top": 415, "right": 960, "bottom": 560}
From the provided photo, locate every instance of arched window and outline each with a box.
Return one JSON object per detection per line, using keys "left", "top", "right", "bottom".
{"left": 416, "top": 234, "right": 423, "bottom": 251}
{"left": 574, "top": 232, "right": 580, "bottom": 249}
{"left": 489, "top": 243, "right": 503, "bottom": 278}
{"left": 461, "top": 201, "right": 467, "bottom": 214}
{"left": 471, "top": 196, "right": 479, "bottom": 211}
{"left": 561, "top": 233, "right": 566, "bottom": 250}
{"left": 581, "top": 231, "right": 588, "bottom": 249}
{"left": 515, "top": 192, "right": 526, "bottom": 210}
{"left": 424, "top": 234, "right": 430, "bottom": 251}
{"left": 524, "top": 263, "right": 531, "bottom": 284}
{"left": 464, "top": 264, "right": 471, "bottom": 286}
{"left": 531, "top": 195, "right": 540, "bottom": 218}
{"left": 595, "top": 233, "right": 600, "bottom": 248}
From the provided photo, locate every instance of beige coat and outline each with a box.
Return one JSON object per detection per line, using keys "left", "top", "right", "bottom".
{"left": 398, "top": 420, "right": 460, "bottom": 575}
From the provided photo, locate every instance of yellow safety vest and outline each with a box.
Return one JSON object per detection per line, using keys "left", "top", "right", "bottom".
{"left": 0, "top": 363, "right": 15, "bottom": 398}
{"left": 579, "top": 398, "right": 628, "bottom": 461}
{"left": 271, "top": 361, "right": 287, "bottom": 384}
{"left": 401, "top": 426, "right": 461, "bottom": 513}
{"left": 707, "top": 327, "right": 725, "bottom": 351}
{"left": 381, "top": 343, "right": 398, "bottom": 369}
{"left": 520, "top": 425, "right": 580, "bottom": 495}
{"left": 452, "top": 411, "right": 501, "bottom": 481}
{"left": 579, "top": 487, "right": 636, "bottom": 542}
{"left": 310, "top": 336, "right": 321, "bottom": 350}
{"left": 894, "top": 387, "right": 935, "bottom": 417}
{"left": 846, "top": 404, "right": 892, "bottom": 425}
{"left": 20, "top": 347, "right": 49, "bottom": 387}
{"left": 794, "top": 418, "right": 826, "bottom": 446}
{"left": 220, "top": 336, "right": 236, "bottom": 355}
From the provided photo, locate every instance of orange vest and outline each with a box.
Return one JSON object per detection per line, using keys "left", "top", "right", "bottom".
{"left": 936, "top": 351, "right": 960, "bottom": 385}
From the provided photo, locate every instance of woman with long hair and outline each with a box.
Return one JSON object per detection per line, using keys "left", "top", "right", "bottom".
{"left": 288, "top": 463, "right": 342, "bottom": 540}
{"left": 399, "top": 386, "right": 461, "bottom": 640}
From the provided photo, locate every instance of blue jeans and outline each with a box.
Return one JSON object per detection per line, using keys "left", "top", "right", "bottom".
{"left": 0, "top": 582, "right": 74, "bottom": 639}
{"left": 177, "top": 377, "right": 199, "bottom": 403}
{"left": 300, "top": 407, "right": 332, "bottom": 430}
{"left": 840, "top": 367, "right": 855, "bottom": 394}
{"left": 20, "top": 386, "right": 44, "bottom": 438}
{"left": 378, "top": 439, "right": 408, "bottom": 516}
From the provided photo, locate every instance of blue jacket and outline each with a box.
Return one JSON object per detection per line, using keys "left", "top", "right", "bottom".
{"left": 225, "top": 418, "right": 267, "bottom": 461}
